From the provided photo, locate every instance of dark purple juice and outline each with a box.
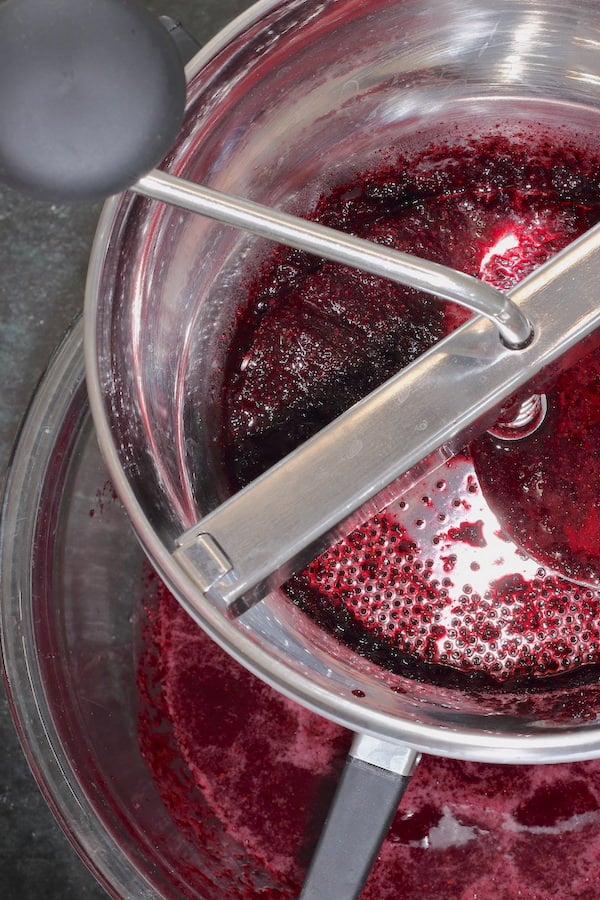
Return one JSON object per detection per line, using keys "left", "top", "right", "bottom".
{"left": 219, "top": 132, "right": 600, "bottom": 686}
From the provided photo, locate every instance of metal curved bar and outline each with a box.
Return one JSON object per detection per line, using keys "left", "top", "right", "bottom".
{"left": 172, "top": 219, "right": 600, "bottom": 614}
{"left": 135, "top": 169, "right": 533, "bottom": 349}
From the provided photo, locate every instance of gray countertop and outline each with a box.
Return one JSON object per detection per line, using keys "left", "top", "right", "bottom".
{"left": 0, "top": 2, "right": 253, "bottom": 895}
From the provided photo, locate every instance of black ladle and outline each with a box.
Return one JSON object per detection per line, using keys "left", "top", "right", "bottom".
{"left": 0, "top": 0, "right": 186, "bottom": 202}
{"left": 0, "top": 0, "right": 531, "bottom": 347}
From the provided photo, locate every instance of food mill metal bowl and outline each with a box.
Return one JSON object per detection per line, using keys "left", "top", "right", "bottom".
{"left": 85, "top": 0, "right": 600, "bottom": 760}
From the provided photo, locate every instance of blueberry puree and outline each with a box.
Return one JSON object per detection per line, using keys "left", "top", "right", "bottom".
{"left": 219, "top": 133, "right": 600, "bottom": 686}
{"left": 138, "top": 576, "right": 600, "bottom": 898}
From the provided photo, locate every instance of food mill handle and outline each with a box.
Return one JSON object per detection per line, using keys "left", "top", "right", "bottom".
{"left": 300, "top": 736, "right": 420, "bottom": 899}
{"left": 137, "top": 169, "right": 532, "bottom": 348}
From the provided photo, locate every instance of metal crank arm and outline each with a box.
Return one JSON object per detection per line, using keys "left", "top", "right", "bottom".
{"left": 174, "top": 222, "right": 600, "bottom": 615}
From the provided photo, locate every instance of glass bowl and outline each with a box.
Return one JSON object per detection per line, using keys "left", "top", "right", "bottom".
{"left": 1, "top": 320, "right": 302, "bottom": 897}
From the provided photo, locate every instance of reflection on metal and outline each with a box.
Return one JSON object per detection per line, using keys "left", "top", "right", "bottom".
{"left": 487, "top": 393, "right": 548, "bottom": 440}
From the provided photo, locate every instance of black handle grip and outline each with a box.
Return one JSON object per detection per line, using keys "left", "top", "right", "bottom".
{"left": 300, "top": 746, "right": 419, "bottom": 899}
{"left": 0, "top": 0, "right": 186, "bottom": 202}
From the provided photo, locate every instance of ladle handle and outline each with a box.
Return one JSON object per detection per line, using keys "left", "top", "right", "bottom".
{"left": 300, "top": 736, "right": 420, "bottom": 899}
{"left": 157, "top": 14, "right": 203, "bottom": 65}
{"left": 0, "top": 1, "right": 531, "bottom": 348}
{"left": 135, "top": 169, "right": 532, "bottom": 349}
